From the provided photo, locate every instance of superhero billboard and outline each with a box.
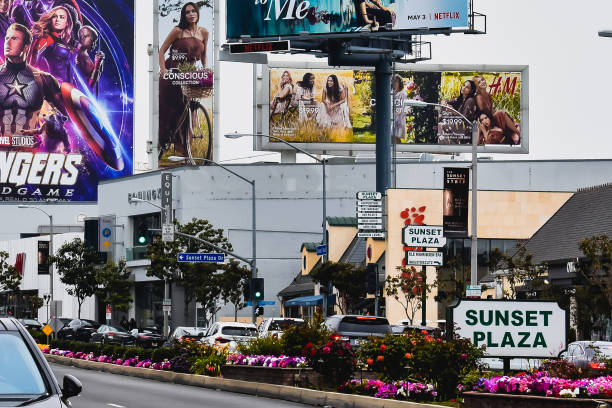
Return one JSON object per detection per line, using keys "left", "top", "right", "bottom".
{"left": 264, "top": 65, "right": 528, "bottom": 154}
{"left": 226, "top": 0, "right": 469, "bottom": 39}
{"left": 0, "top": 0, "right": 134, "bottom": 202}
{"left": 158, "top": 1, "right": 213, "bottom": 167}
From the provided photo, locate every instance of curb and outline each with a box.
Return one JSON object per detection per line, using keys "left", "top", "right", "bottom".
{"left": 45, "top": 354, "right": 439, "bottom": 408}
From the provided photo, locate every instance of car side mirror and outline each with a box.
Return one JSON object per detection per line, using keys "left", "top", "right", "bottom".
{"left": 62, "top": 374, "right": 82, "bottom": 399}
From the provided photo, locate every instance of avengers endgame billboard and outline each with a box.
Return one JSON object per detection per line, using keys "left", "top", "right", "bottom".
{"left": 261, "top": 64, "right": 528, "bottom": 154}
{"left": 226, "top": 0, "right": 469, "bottom": 39}
{"left": 0, "top": 0, "right": 134, "bottom": 201}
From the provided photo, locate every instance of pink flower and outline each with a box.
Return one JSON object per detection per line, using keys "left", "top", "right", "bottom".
{"left": 322, "top": 347, "right": 331, "bottom": 354}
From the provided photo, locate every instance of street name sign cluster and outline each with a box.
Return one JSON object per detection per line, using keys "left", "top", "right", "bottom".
{"left": 356, "top": 191, "right": 384, "bottom": 238}
{"left": 177, "top": 253, "right": 225, "bottom": 263}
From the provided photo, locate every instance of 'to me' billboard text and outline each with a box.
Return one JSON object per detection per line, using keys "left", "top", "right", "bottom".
{"left": 448, "top": 300, "right": 568, "bottom": 358}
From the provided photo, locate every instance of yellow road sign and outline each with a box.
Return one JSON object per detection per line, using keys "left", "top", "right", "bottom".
{"left": 42, "top": 324, "right": 53, "bottom": 336}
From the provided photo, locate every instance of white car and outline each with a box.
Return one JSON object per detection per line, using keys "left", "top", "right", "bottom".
{"left": 201, "top": 322, "right": 257, "bottom": 348}
{"left": 257, "top": 317, "right": 305, "bottom": 338}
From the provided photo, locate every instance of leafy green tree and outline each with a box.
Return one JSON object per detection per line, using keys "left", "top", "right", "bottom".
{"left": 499, "top": 243, "right": 548, "bottom": 299}
{"left": 97, "top": 259, "right": 133, "bottom": 313}
{"left": 219, "top": 259, "right": 250, "bottom": 321}
{"left": 146, "top": 218, "right": 234, "bottom": 326}
{"left": 26, "top": 295, "right": 44, "bottom": 317}
{"left": 49, "top": 238, "right": 100, "bottom": 318}
{"left": 0, "top": 251, "right": 20, "bottom": 293}
{"left": 578, "top": 234, "right": 612, "bottom": 311}
{"left": 386, "top": 265, "right": 435, "bottom": 324}
{"left": 310, "top": 261, "right": 367, "bottom": 314}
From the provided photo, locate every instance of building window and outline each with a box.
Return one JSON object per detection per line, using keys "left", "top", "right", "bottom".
{"left": 303, "top": 256, "right": 307, "bottom": 270}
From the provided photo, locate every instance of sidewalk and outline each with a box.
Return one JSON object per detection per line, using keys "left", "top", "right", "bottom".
{"left": 46, "top": 354, "right": 439, "bottom": 408}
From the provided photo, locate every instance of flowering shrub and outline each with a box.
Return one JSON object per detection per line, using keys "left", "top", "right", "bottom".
{"left": 189, "top": 344, "right": 230, "bottom": 377}
{"left": 478, "top": 372, "right": 612, "bottom": 398}
{"left": 357, "top": 334, "right": 418, "bottom": 381}
{"left": 338, "top": 379, "right": 436, "bottom": 401}
{"left": 305, "top": 336, "right": 356, "bottom": 386}
{"left": 281, "top": 313, "right": 330, "bottom": 356}
{"left": 43, "top": 347, "right": 172, "bottom": 371}
{"left": 226, "top": 354, "right": 306, "bottom": 368}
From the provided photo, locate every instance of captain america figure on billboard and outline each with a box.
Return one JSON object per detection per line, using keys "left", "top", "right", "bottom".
{"left": 0, "top": 0, "right": 133, "bottom": 201}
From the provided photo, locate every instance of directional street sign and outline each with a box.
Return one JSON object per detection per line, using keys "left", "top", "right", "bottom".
{"left": 357, "top": 206, "right": 383, "bottom": 212}
{"left": 357, "top": 212, "right": 382, "bottom": 218}
{"left": 177, "top": 253, "right": 226, "bottom": 263}
{"left": 358, "top": 218, "right": 382, "bottom": 224}
{"left": 358, "top": 232, "right": 386, "bottom": 238}
{"left": 357, "top": 200, "right": 382, "bottom": 206}
{"left": 358, "top": 224, "right": 383, "bottom": 230}
{"left": 403, "top": 225, "right": 447, "bottom": 248}
{"left": 316, "top": 244, "right": 327, "bottom": 256}
{"left": 407, "top": 251, "right": 443, "bottom": 266}
{"left": 357, "top": 191, "right": 382, "bottom": 200}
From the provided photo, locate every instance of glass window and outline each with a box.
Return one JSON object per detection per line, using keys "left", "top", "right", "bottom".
{"left": 337, "top": 317, "right": 390, "bottom": 334}
{"left": 0, "top": 333, "right": 46, "bottom": 395}
{"left": 269, "top": 320, "right": 304, "bottom": 331}
{"left": 221, "top": 326, "right": 257, "bottom": 337}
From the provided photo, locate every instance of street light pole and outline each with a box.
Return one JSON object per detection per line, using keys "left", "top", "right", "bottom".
{"left": 224, "top": 133, "right": 330, "bottom": 316}
{"left": 18, "top": 206, "right": 54, "bottom": 319}
{"left": 168, "top": 156, "right": 257, "bottom": 323}
{"left": 403, "top": 101, "right": 479, "bottom": 285}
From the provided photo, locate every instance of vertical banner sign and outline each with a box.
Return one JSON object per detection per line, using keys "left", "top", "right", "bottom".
{"left": 0, "top": 0, "right": 134, "bottom": 202}
{"left": 37, "top": 241, "right": 49, "bottom": 274}
{"left": 98, "top": 216, "right": 115, "bottom": 253}
{"left": 158, "top": 1, "right": 214, "bottom": 166}
{"left": 443, "top": 167, "right": 469, "bottom": 237}
{"left": 161, "top": 173, "right": 172, "bottom": 225}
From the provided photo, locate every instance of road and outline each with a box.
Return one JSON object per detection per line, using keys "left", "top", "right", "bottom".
{"left": 50, "top": 363, "right": 311, "bottom": 408}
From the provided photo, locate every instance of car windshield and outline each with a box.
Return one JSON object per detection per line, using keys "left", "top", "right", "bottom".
{"left": 106, "top": 326, "right": 127, "bottom": 333}
{"left": 338, "top": 317, "right": 390, "bottom": 334}
{"left": 21, "top": 320, "right": 39, "bottom": 325}
{"left": 222, "top": 327, "right": 257, "bottom": 337}
{"left": 269, "top": 320, "right": 304, "bottom": 331}
{"left": 0, "top": 333, "right": 46, "bottom": 395}
{"left": 594, "top": 344, "right": 612, "bottom": 358}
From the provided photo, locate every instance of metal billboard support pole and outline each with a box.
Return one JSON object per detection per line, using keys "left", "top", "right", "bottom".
{"left": 375, "top": 58, "right": 392, "bottom": 196}
{"left": 470, "top": 121, "right": 478, "bottom": 285}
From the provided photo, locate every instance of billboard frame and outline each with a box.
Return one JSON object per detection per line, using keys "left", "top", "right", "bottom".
{"left": 255, "top": 62, "right": 529, "bottom": 155}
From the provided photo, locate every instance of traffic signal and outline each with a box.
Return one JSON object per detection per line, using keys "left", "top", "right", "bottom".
{"left": 366, "top": 263, "right": 378, "bottom": 294}
{"left": 255, "top": 306, "right": 264, "bottom": 316}
{"left": 252, "top": 278, "right": 264, "bottom": 301}
{"left": 243, "top": 279, "right": 252, "bottom": 302}
{"left": 134, "top": 219, "right": 148, "bottom": 245}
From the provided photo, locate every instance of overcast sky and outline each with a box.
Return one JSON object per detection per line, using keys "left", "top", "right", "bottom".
{"left": 136, "top": 1, "right": 612, "bottom": 166}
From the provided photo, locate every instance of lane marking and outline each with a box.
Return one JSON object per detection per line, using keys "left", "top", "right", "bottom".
{"left": 107, "top": 404, "right": 126, "bottom": 408}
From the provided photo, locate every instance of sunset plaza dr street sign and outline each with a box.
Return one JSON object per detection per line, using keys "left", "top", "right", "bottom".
{"left": 403, "top": 225, "right": 446, "bottom": 248}
{"left": 407, "top": 251, "right": 443, "bottom": 266}
{"left": 177, "top": 253, "right": 225, "bottom": 263}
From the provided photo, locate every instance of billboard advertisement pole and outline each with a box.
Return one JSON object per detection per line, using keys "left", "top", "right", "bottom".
{"left": 375, "top": 58, "right": 392, "bottom": 195}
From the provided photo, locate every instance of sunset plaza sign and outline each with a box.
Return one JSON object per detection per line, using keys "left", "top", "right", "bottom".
{"left": 448, "top": 300, "right": 568, "bottom": 358}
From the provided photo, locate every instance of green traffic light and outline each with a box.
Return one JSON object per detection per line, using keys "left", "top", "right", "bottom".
{"left": 138, "top": 236, "right": 147, "bottom": 244}
{"left": 254, "top": 291, "right": 261, "bottom": 298}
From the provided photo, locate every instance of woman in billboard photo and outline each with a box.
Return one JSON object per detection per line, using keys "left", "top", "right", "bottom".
{"left": 317, "top": 74, "right": 351, "bottom": 131}
{"left": 158, "top": 1, "right": 209, "bottom": 156}
{"left": 354, "top": 0, "right": 393, "bottom": 30}
{"left": 477, "top": 112, "right": 520, "bottom": 145}
{"left": 270, "top": 70, "right": 293, "bottom": 119}
{"left": 392, "top": 74, "right": 407, "bottom": 142}
{"left": 473, "top": 74, "right": 520, "bottom": 144}
{"left": 293, "top": 72, "right": 319, "bottom": 123}
{"left": 443, "top": 80, "right": 478, "bottom": 122}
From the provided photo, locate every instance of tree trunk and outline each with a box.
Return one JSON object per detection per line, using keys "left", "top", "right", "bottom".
{"left": 234, "top": 304, "right": 238, "bottom": 322}
{"left": 78, "top": 300, "right": 82, "bottom": 319}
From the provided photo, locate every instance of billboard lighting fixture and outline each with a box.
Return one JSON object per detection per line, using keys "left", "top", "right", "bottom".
{"left": 599, "top": 30, "right": 612, "bottom": 38}
{"left": 404, "top": 99, "right": 429, "bottom": 108}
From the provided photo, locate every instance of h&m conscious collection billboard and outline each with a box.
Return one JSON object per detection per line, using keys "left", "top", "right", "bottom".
{"left": 157, "top": 0, "right": 214, "bottom": 167}
{"left": 0, "top": 0, "right": 134, "bottom": 202}
{"left": 226, "top": 0, "right": 469, "bottom": 39}
{"left": 265, "top": 65, "right": 528, "bottom": 153}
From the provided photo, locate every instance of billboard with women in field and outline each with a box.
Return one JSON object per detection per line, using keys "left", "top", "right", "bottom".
{"left": 158, "top": 0, "right": 214, "bottom": 167}
{"left": 227, "top": 0, "right": 469, "bottom": 39}
{"left": 0, "top": 0, "right": 134, "bottom": 202}
{"left": 265, "top": 65, "right": 527, "bottom": 154}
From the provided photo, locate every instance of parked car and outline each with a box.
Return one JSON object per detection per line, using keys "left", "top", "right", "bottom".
{"left": 257, "top": 317, "right": 304, "bottom": 338}
{"left": 89, "top": 325, "right": 135, "bottom": 345}
{"left": 201, "top": 322, "right": 257, "bottom": 348}
{"left": 324, "top": 315, "right": 391, "bottom": 348}
{"left": 19, "top": 318, "right": 43, "bottom": 331}
{"left": 0, "top": 317, "right": 82, "bottom": 406}
{"left": 560, "top": 341, "right": 612, "bottom": 373}
{"left": 57, "top": 319, "right": 100, "bottom": 342}
{"left": 169, "top": 327, "right": 207, "bottom": 343}
{"left": 130, "top": 328, "right": 164, "bottom": 348}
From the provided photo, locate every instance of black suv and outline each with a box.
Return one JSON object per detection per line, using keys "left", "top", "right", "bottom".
{"left": 57, "top": 319, "right": 101, "bottom": 342}
{"left": 0, "top": 318, "right": 82, "bottom": 406}
{"left": 324, "top": 315, "right": 391, "bottom": 348}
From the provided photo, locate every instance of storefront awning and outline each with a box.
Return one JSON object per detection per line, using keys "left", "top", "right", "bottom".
{"left": 284, "top": 294, "right": 336, "bottom": 307}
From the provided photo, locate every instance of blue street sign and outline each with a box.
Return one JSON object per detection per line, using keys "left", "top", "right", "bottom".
{"left": 177, "top": 253, "right": 225, "bottom": 263}
{"left": 316, "top": 244, "right": 327, "bottom": 256}
{"left": 247, "top": 300, "right": 275, "bottom": 306}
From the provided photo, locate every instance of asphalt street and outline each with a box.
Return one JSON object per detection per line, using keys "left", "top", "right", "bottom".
{"left": 50, "top": 363, "right": 312, "bottom": 408}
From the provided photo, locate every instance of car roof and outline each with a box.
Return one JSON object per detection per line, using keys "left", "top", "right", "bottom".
{"left": 0, "top": 318, "right": 21, "bottom": 331}
{"left": 217, "top": 322, "right": 256, "bottom": 328}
